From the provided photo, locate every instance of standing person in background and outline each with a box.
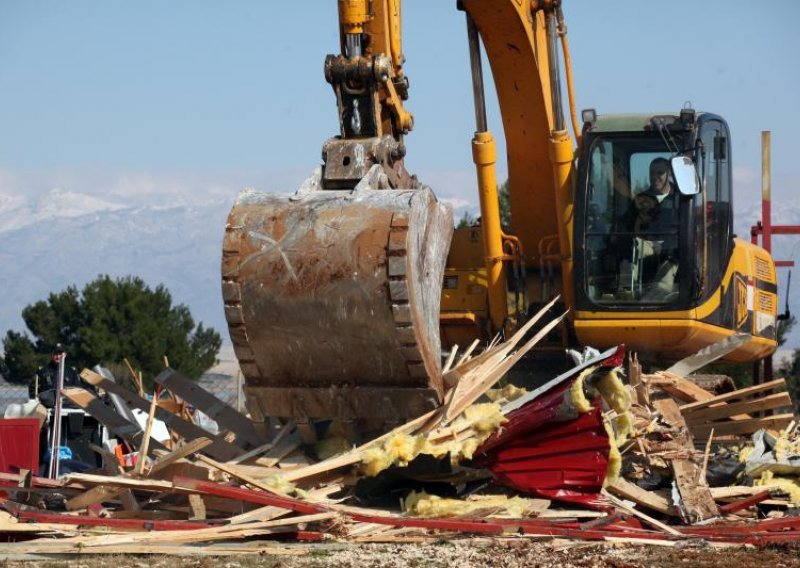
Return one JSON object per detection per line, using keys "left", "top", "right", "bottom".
{"left": 30, "top": 343, "right": 83, "bottom": 408}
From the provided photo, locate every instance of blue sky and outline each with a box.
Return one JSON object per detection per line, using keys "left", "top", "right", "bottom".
{"left": 1, "top": 1, "right": 798, "bottom": 195}
{"left": 1, "top": 1, "right": 800, "bottom": 340}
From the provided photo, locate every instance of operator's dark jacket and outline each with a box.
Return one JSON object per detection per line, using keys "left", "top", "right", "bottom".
{"left": 615, "top": 187, "right": 680, "bottom": 262}
{"left": 633, "top": 187, "right": 679, "bottom": 238}
{"left": 30, "top": 361, "right": 84, "bottom": 408}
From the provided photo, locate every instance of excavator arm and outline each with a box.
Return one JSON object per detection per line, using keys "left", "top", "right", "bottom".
{"left": 333, "top": 0, "right": 411, "bottom": 137}
{"left": 221, "top": 0, "right": 581, "bottom": 437}
{"left": 222, "top": 1, "right": 587, "bottom": 437}
{"left": 443, "top": 0, "right": 577, "bottom": 341}
{"left": 222, "top": 1, "right": 455, "bottom": 437}
{"left": 322, "top": 0, "right": 414, "bottom": 190}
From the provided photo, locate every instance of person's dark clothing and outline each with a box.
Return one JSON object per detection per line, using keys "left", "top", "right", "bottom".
{"left": 30, "top": 362, "right": 83, "bottom": 408}
{"left": 614, "top": 188, "right": 679, "bottom": 260}
{"left": 633, "top": 187, "right": 678, "bottom": 241}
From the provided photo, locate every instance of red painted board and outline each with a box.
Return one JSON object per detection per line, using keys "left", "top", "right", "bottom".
{"left": 0, "top": 418, "right": 39, "bottom": 476}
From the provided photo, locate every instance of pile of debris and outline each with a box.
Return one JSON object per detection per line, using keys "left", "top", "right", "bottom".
{"left": 2, "top": 307, "right": 800, "bottom": 557}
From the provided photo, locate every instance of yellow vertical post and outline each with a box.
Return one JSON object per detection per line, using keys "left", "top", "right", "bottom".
{"left": 549, "top": 129, "right": 575, "bottom": 312}
{"left": 472, "top": 130, "right": 508, "bottom": 332}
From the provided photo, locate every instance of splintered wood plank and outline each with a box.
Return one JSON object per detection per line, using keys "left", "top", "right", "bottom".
{"left": 648, "top": 371, "right": 752, "bottom": 421}
{"left": 606, "top": 477, "right": 678, "bottom": 517}
{"left": 629, "top": 353, "right": 649, "bottom": 407}
{"left": 709, "top": 485, "right": 780, "bottom": 499}
{"left": 154, "top": 368, "right": 264, "bottom": 448}
{"left": 188, "top": 494, "right": 207, "bottom": 520}
{"left": 691, "top": 413, "right": 796, "bottom": 438}
{"left": 258, "top": 432, "right": 303, "bottom": 468}
{"left": 228, "top": 504, "right": 292, "bottom": 525}
{"left": 679, "top": 378, "right": 787, "bottom": 412}
{"left": 62, "top": 387, "right": 168, "bottom": 456}
{"left": 67, "top": 443, "right": 139, "bottom": 512}
{"left": 65, "top": 473, "right": 174, "bottom": 491}
{"left": 600, "top": 489, "right": 682, "bottom": 536}
{"left": 683, "top": 392, "right": 793, "bottom": 424}
{"left": 644, "top": 372, "right": 717, "bottom": 403}
{"left": 0, "top": 540, "right": 305, "bottom": 556}
{"left": 652, "top": 397, "right": 719, "bottom": 521}
{"left": 66, "top": 484, "right": 126, "bottom": 512}
{"left": 148, "top": 437, "right": 213, "bottom": 476}
{"left": 441, "top": 310, "right": 568, "bottom": 424}
{"left": 135, "top": 389, "right": 159, "bottom": 475}
{"left": 81, "top": 369, "right": 243, "bottom": 461}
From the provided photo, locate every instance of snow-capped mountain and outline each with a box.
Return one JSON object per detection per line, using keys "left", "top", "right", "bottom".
{"left": 0, "top": 189, "right": 233, "bottom": 341}
{"left": 1, "top": 185, "right": 800, "bottom": 357}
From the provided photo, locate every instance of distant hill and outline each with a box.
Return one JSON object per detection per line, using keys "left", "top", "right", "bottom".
{"left": 0, "top": 189, "right": 233, "bottom": 344}
{"left": 1, "top": 185, "right": 800, "bottom": 362}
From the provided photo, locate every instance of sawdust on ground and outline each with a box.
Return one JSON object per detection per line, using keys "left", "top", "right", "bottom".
{"left": 5, "top": 541, "right": 800, "bottom": 568}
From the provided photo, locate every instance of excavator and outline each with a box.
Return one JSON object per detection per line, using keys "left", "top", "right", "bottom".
{"left": 221, "top": 0, "right": 778, "bottom": 435}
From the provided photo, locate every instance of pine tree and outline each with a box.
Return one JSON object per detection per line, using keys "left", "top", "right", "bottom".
{"left": 0, "top": 275, "right": 221, "bottom": 388}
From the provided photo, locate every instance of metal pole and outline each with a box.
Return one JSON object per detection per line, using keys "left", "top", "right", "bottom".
{"left": 762, "top": 131, "right": 773, "bottom": 385}
{"left": 236, "top": 369, "right": 244, "bottom": 413}
{"left": 49, "top": 354, "right": 66, "bottom": 478}
{"left": 762, "top": 131, "right": 772, "bottom": 254}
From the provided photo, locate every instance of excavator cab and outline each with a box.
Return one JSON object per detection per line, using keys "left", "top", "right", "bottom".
{"left": 573, "top": 110, "right": 778, "bottom": 363}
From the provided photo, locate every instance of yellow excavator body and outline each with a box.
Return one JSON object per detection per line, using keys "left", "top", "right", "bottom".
{"left": 222, "top": 1, "right": 778, "bottom": 431}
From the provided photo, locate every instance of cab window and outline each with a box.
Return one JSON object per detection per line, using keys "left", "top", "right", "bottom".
{"left": 583, "top": 137, "right": 682, "bottom": 306}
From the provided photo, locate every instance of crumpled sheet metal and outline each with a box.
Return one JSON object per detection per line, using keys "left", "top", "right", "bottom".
{"left": 474, "top": 346, "right": 625, "bottom": 506}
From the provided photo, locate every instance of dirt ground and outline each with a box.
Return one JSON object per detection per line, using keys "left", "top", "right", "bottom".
{"left": 4, "top": 541, "right": 800, "bottom": 568}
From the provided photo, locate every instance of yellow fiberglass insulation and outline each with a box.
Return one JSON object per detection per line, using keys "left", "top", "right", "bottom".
{"left": 485, "top": 384, "right": 528, "bottom": 403}
{"left": 773, "top": 429, "right": 800, "bottom": 462}
{"left": 595, "top": 370, "right": 634, "bottom": 446}
{"left": 260, "top": 475, "right": 307, "bottom": 499}
{"left": 566, "top": 367, "right": 631, "bottom": 487}
{"left": 453, "top": 402, "right": 507, "bottom": 434}
{"left": 314, "top": 435, "right": 352, "bottom": 462}
{"left": 403, "top": 491, "right": 535, "bottom": 518}
{"left": 602, "top": 419, "right": 622, "bottom": 486}
{"left": 359, "top": 403, "right": 506, "bottom": 477}
{"left": 569, "top": 366, "right": 596, "bottom": 414}
{"left": 756, "top": 470, "right": 800, "bottom": 504}
{"left": 738, "top": 445, "right": 755, "bottom": 464}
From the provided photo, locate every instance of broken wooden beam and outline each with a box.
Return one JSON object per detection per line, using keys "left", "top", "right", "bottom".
{"left": 691, "top": 413, "right": 795, "bottom": 438}
{"left": 683, "top": 391, "right": 792, "bottom": 425}
{"left": 154, "top": 368, "right": 264, "bottom": 448}
{"left": 62, "top": 387, "right": 168, "bottom": 457}
{"left": 652, "top": 397, "right": 719, "bottom": 522}
{"left": 605, "top": 477, "right": 677, "bottom": 517}
{"left": 81, "top": 369, "right": 243, "bottom": 461}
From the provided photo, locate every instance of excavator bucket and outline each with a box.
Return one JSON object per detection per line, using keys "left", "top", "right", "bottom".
{"left": 222, "top": 165, "right": 453, "bottom": 428}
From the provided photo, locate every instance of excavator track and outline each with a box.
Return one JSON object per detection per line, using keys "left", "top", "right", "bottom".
{"left": 222, "top": 167, "right": 453, "bottom": 427}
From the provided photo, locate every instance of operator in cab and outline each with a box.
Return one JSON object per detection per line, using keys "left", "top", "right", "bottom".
{"left": 628, "top": 157, "right": 680, "bottom": 301}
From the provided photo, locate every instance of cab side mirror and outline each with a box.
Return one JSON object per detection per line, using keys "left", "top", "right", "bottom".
{"left": 671, "top": 156, "right": 700, "bottom": 196}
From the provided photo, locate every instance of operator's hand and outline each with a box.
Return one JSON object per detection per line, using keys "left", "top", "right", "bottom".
{"left": 633, "top": 193, "right": 659, "bottom": 235}
{"left": 634, "top": 193, "right": 658, "bottom": 214}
